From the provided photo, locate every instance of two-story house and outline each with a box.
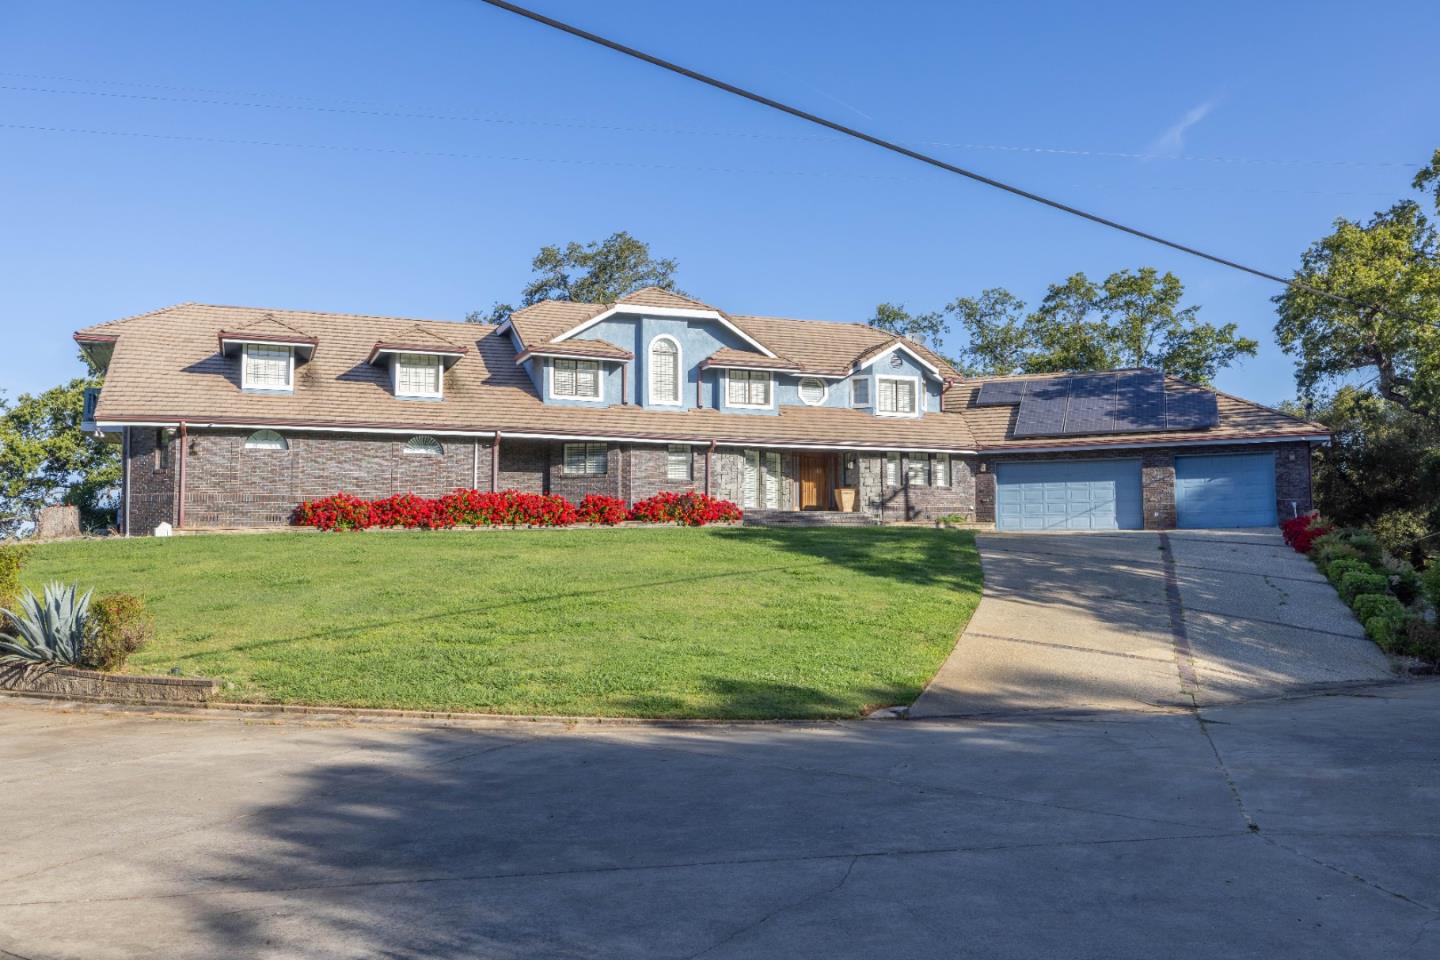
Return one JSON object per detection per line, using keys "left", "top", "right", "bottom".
{"left": 74, "top": 287, "right": 1328, "bottom": 534}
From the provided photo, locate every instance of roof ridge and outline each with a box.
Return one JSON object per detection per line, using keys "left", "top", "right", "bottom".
{"left": 181, "top": 301, "right": 485, "bottom": 329}
{"left": 74, "top": 301, "right": 199, "bottom": 336}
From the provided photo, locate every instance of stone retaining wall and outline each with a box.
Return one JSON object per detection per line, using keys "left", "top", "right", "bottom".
{"left": 0, "top": 664, "right": 219, "bottom": 704}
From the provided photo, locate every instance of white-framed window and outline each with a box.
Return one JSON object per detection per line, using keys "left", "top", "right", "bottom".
{"left": 666, "top": 444, "right": 691, "bottom": 481}
{"left": 764, "top": 451, "right": 781, "bottom": 508}
{"left": 933, "top": 453, "right": 950, "bottom": 488}
{"left": 552, "top": 359, "right": 601, "bottom": 400}
{"left": 394, "top": 353, "right": 443, "bottom": 399}
{"left": 885, "top": 452, "right": 900, "bottom": 487}
{"left": 906, "top": 456, "right": 928, "bottom": 487}
{"left": 797, "top": 377, "right": 827, "bottom": 405}
{"left": 244, "top": 429, "right": 288, "bottom": 451}
{"left": 726, "top": 369, "right": 772, "bottom": 408}
{"left": 876, "top": 376, "right": 919, "bottom": 416}
{"left": 742, "top": 449, "right": 759, "bottom": 508}
{"left": 563, "top": 442, "right": 607, "bottom": 476}
{"left": 241, "top": 344, "right": 293, "bottom": 392}
{"left": 649, "top": 336, "right": 682, "bottom": 405}
{"left": 740, "top": 449, "right": 781, "bottom": 508}
{"left": 851, "top": 378, "right": 871, "bottom": 408}
{"left": 404, "top": 435, "right": 443, "bottom": 456}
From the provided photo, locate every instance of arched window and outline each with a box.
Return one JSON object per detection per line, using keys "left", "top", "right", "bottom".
{"left": 244, "top": 429, "right": 288, "bottom": 451}
{"left": 798, "top": 377, "right": 827, "bottom": 405}
{"left": 649, "top": 336, "right": 681, "bottom": 405}
{"left": 404, "top": 435, "right": 443, "bottom": 456}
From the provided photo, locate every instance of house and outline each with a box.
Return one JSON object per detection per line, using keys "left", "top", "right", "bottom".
{"left": 73, "top": 288, "right": 1328, "bottom": 534}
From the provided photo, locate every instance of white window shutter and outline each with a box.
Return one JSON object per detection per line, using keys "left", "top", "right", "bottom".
{"left": 934, "top": 454, "right": 949, "bottom": 488}
{"left": 885, "top": 452, "right": 899, "bottom": 486}
{"left": 764, "top": 452, "right": 782, "bottom": 508}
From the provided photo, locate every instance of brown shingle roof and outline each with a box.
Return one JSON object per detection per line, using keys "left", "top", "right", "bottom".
{"left": 218, "top": 313, "right": 319, "bottom": 349}
{"left": 616, "top": 286, "right": 719, "bottom": 311}
{"left": 85, "top": 303, "right": 979, "bottom": 451}
{"left": 505, "top": 300, "right": 607, "bottom": 349}
{"left": 366, "top": 323, "right": 468, "bottom": 364}
{"left": 949, "top": 372, "right": 1327, "bottom": 450}
{"left": 728, "top": 315, "right": 959, "bottom": 379}
{"left": 517, "top": 340, "right": 634, "bottom": 361}
{"left": 699, "top": 348, "right": 801, "bottom": 371}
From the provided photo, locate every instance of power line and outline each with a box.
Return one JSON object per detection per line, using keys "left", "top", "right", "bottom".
{"left": 472, "top": 0, "right": 1433, "bottom": 324}
{"left": 0, "top": 71, "right": 1420, "bottom": 169}
{"left": 0, "top": 120, "right": 1400, "bottom": 200}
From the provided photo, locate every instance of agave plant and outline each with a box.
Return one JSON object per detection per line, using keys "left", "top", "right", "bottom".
{"left": 0, "top": 581, "right": 92, "bottom": 665}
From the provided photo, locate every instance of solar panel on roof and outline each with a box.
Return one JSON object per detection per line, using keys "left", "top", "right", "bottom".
{"left": 1012, "top": 377, "right": 1071, "bottom": 438}
{"left": 1063, "top": 372, "right": 1121, "bottom": 434}
{"left": 1112, "top": 370, "right": 1166, "bottom": 433}
{"left": 974, "top": 380, "right": 1028, "bottom": 406}
{"left": 1164, "top": 386, "right": 1219, "bottom": 430}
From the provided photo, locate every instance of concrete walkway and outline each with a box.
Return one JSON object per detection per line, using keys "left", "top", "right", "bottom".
{"left": 912, "top": 529, "right": 1394, "bottom": 718}
{"left": 2, "top": 684, "right": 1439, "bottom": 959}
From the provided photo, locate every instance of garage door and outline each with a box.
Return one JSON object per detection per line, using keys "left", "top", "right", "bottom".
{"left": 1174, "top": 452, "right": 1276, "bottom": 528}
{"left": 995, "top": 460, "right": 1143, "bottom": 531}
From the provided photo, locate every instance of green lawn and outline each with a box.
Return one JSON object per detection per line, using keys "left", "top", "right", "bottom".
{"left": 23, "top": 527, "right": 981, "bottom": 719}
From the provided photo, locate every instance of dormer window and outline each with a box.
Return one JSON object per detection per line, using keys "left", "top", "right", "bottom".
{"left": 394, "top": 353, "right": 443, "bottom": 399}
{"left": 649, "top": 336, "right": 682, "bottom": 405}
{"left": 727, "top": 369, "right": 772, "bottom": 409}
{"left": 553, "top": 359, "right": 602, "bottom": 400}
{"left": 242, "top": 344, "right": 293, "bottom": 393}
{"left": 876, "top": 376, "right": 919, "bottom": 417}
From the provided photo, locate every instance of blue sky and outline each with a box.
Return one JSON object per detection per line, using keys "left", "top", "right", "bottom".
{"left": 2, "top": 0, "right": 1436, "bottom": 405}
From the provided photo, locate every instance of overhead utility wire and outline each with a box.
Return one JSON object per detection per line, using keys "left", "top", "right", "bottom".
{"left": 0, "top": 73, "right": 1417, "bottom": 168}
{"left": 474, "top": 0, "right": 1428, "bottom": 323}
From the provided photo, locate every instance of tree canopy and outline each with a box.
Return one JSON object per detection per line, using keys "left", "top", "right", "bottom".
{"left": 0, "top": 374, "right": 119, "bottom": 537}
{"left": 877, "top": 267, "right": 1257, "bottom": 383}
{"left": 471, "top": 231, "right": 682, "bottom": 323}
{"left": 1273, "top": 190, "right": 1440, "bottom": 416}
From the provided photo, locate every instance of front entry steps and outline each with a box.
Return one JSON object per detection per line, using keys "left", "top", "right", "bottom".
{"left": 743, "top": 510, "right": 880, "bottom": 528}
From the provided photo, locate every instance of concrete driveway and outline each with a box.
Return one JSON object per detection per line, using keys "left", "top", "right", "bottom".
{"left": 2, "top": 685, "right": 1439, "bottom": 959}
{"left": 911, "top": 529, "right": 1395, "bottom": 718}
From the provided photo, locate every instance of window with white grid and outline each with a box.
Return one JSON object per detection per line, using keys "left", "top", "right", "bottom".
{"left": 242, "top": 345, "right": 292, "bottom": 391}
{"left": 563, "top": 442, "right": 607, "bottom": 475}
{"left": 666, "top": 444, "right": 691, "bottom": 481}
{"left": 553, "top": 359, "right": 601, "bottom": 400}
{"left": 726, "top": 370, "right": 772, "bottom": 408}
{"left": 395, "top": 354, "right": 442, "bottom": 398}
{"left": 877, "top": 376, "right": 918, "bottom": 416}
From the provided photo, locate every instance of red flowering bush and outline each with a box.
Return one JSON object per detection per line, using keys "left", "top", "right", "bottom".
{"left": 372, "top": 492, "right": 448, "bottom": 530}
{"left": 629, "top": 492, "right": 743, "bottom": 527}
{"left": 1281, "top": 512, "right": 1331, "bottom": 553}
{"left": 439, "top": 489, "right": 576, "bottom": 527}
{"left": 577, "top": 494, "right": 628, "bottom": 526}
{"left": 293, "top": 493, "right": 374, "bottom": 532}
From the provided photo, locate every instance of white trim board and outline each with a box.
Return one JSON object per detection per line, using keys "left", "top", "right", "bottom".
{"left": 553, "top": 303, "right": 778, "bottom": 358}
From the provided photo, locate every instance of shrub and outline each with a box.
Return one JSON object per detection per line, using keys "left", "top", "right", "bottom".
{"left": 1405, "top": 618, "right": 1440, "bottom": 664}
{"left": 576, "top": 494, "right": 628, "bottom": 526}
{"left": 1381, "top": 557, "right": 1422, "bottom": 604}
{"left": 1312, "top": 540, "right": 1362, "bottom": 573}
{"left": 0, "top": 541, "right": 28, "bottom": 619}
{"left": 629, "top": 492, "right": 743, "bottom": 526}
{"left": 80, "top": 594, "right": 153, "bottom": 672}
{"left": 1373, "top": 509, "right": 1431, "bottom": 564}
{"left": 0, "top": 581, "right": 91, "bottom": 665}
{"left": 1325, "top": 557, "right": 1376, "bottom": 587}
{"left": 1337, "top": 569, "right": 1389, "bottom": 604}
{"left": 1352, "top": 593, "right": 1409, "bottom": 651}
{"left": 294, "top": 493, "right": 374, "bottom": 531}
{"left": 1423, "top": 561, "right": 1440, "bottom": 613}
{"left": 1281, "top": 513, "right": 1331, "bottom": 553}
{"left": 1334, "top": 527, "right": 1384, "bottom": 565}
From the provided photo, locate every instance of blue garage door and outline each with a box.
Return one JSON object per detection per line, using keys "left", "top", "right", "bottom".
{"left": 1174, "top": 452, "right": 1276, "bottom": 528}
{"left": 995, "top": 459, "right": 1143, "bottom": 531}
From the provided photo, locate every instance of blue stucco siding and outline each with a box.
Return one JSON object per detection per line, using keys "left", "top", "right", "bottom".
{"left": 509, "top": 328, "right": 541, "bottom": 392}
{"left": 861, "top": 349, "right": 938, "bottom": 418}
{"left": 574, "top": 315, "right": 756, "bottom": 411}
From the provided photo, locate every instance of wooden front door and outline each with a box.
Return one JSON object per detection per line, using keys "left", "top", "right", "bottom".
{"left": 798, "top": 455, "right": 829, "bottom": 510}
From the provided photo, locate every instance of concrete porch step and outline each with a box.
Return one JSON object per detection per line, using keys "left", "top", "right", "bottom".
{"left": 743, "top": 510, "right": 880, "bottom": 528}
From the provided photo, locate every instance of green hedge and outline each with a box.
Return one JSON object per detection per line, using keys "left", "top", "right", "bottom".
{"left": 1337, "top": 570, "right": 1389, "bottom": 604}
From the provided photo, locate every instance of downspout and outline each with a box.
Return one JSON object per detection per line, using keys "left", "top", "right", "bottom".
{"left": 620, "top": 364, "right": 628, "bottom": 405}
{"left": 705, "top": 439, "right": 716, "bottom": 497}
{"left": 122, "top": 426, "right": 131, "bottom": 537}
{"left": 696, "top": 369, "right": 702, "bottom": 408}
{"left": 472, "top": 439, "right": 480, "bottom": 489}
{"left": 491, "top": 430, "right": 501, "bottom": 492}
{"left": 176, "top": 420, "right": 188, "bottom": 529}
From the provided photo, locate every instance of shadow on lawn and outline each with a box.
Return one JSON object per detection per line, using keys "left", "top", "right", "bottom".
{"left": 614, "top": 675, "right": 905, "bottom": 720}
{"left": 709, "top": 526, "right": 982, "bottom": 593}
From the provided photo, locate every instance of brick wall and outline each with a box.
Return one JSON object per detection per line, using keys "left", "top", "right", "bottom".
{"left": 1272, "top": 441, "right": 1314, "bottom": 520}
{"left": 547, "top": 442, "right": 622, "bottom": 501}
{"left": 495, "top": 438, "right": 546, "bottom": 493}
{"left": 124, "top": 427, "right": 178, "bottom": 535}
{"left": 867, "top": 453, "right": 976, "bottom": 522}
{"left": 625, "top": 444, "right": 704, "bottom": 502}
{"left": 182, "top": 429, "right": 486, "bottom": 529}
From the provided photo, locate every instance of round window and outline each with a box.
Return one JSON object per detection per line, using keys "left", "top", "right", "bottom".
{"left": 798, "top": 377, "right": 827, "bottom": 405}
{"left": 403, "top": 435, "right": 443, "bottom": 456}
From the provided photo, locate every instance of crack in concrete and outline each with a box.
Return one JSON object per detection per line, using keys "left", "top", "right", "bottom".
{"left": 680, "top": 856, "right": 859, "bottom": 959}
